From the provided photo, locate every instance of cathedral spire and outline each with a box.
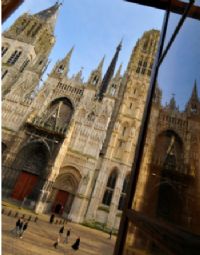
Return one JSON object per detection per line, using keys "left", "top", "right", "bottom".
{"left": 185, "top": 80, "right": 200, "bottom": 115}
{"left": 191, "top": 80, "right": 198, "bottom": 101}
{"left": 73, "top": 67, "right": 83, "bottom": 83}
{"left": 97, "top": 56, "right": 105, "bottom": 71}
{"left": 168, "top": 94, "right": 178, "bottom": 111}
{"left": 97, "top": 40, "right": 122, "bottom": 100}
{"left": 50, "top": 46, "right": 74, "bottom": 77}
{"left": 63, "top": 46, "right": 74, "bottom": 76}
{"left": 34, "top": 1, "right": 61, "bottom": 30}
{"left": 88, "top": 56, "right": 105, "bottom": 86}
{"left": 115, "top": 63, "right": 122, "bottom": 78}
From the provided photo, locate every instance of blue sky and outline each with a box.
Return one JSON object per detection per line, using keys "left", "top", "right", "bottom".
{"left": 158, "top": 13, "right": 200, "bottom": 109}
{"left": 3, "top": 1, "right": 199, "bottom": 110}
{"left": 3, "top": 0, "right": 164, "bottom": 80}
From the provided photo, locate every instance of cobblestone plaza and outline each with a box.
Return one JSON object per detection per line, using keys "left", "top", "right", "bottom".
{"left": 2, "top": 214, "right": 115, "bottom": 255}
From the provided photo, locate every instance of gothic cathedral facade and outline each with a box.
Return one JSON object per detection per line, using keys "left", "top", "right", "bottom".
{"left": 2, "top": 3, "right": 200, "bottom": 231}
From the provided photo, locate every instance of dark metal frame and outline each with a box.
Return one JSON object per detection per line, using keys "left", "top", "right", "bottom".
{"left": 125, "top": 0, "right": 200, "bottom": 20}
{"left": 114, "top": 1, "right": 200, "bottom": 254}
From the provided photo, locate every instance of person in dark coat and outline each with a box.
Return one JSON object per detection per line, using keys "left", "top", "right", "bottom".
{"left": 53, "top": 237, "right": 60, "bottom": 249}
{"left": 59, "top": 225, "right": 64, "bottom": 238}
{"left": 53, "top": 225, "right": 64, "bottom": 248}
{"left": 63, "top": 228, "right": 71, "bottom": 243}
{"left": 18, "top": 218, "right": 24, "bottom": 236}
{"left": 11, "top": 217, "right": 22, "bottom": 235}
{"left": 19, "top": 220, "right": 28, "bottom": 239}
{"left": 108, "top": 229, "right": 113, "bottom": 239}
{"left": 71, "top": 237, "right": 80, "bottom": 251}
{"left": 49, "top": 214, "right": 55, "bottom": 224}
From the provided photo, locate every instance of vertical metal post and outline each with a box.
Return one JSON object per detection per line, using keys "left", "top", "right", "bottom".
{"left": 113, "top": 8, "right": 170, "bottom": 255}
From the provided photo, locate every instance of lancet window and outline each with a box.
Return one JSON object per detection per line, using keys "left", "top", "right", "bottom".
{"left": 2, "top": 46, "right": 9, "bottom": 57}
{"left": 20, "top": 58, "right": 30, "bottom": 72}
{"left": 102, "top": 170, "right": 118, "bottom": 206}
{"left": 118, "top": 174, "right": 130, "bottom": 210}
{"left": 7, "top": 50, "right": 22, "bottom": 65}
{"left": 1, "top": 70, "right": 8, "bottom": 80}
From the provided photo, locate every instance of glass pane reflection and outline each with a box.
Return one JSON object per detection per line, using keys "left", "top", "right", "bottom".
{"left": 126, "top": 12, "right": 200, "bottom": 255}
{"left": 123, "top": 222, "right": 169, "bottom": 255}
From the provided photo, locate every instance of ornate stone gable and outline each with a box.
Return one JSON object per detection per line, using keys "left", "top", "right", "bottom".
{"left": 32, "top": 79, "right": 84, "bottom": 112}
{"left": 69, "top": 88, "right": 115, "bottom": 159}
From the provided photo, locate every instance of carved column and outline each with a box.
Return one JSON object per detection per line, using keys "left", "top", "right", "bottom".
{"left": 34, "top": 179, "right": 54, "bottom": 214}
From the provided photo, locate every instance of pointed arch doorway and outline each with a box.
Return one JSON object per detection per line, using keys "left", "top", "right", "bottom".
{"left": 51, "top": 166, "right": 81, "bottom": 215}
{"left": 11, "top": 141, "right": 50, "bottom": 201}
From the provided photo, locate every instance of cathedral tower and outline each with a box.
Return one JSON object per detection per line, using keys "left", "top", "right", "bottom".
{"left": 2, "top": 3, "right": 61, "bottom": 201}
{"left": 2, "top": 2, "right": 60, "bottom": 133}
{"left": 85, "top": 30, "right": 160, "bottom": 229}
{"left": 2, "top": 2, "right": 60, "bottom": 96}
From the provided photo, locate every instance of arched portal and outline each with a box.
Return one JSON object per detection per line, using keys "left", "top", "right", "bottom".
{"left": 150, "top": 130, "right": 185, "bottom": 224}
{"left": 43, "top": 97, "right": 74, "bottom": 131}
{"left": 11, "top": 141, "right": 50, "bottom": 201}
{"left": 153, "top": 130, "right": 184, "bottom": 172}
{"left": 156, "top": 182, "right": 183, "bottom": 223}
{"left": 51, "top": 166, "right": 81, "bottom": 215}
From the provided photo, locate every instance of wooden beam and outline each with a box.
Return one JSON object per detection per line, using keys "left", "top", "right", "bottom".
{"left": 2, "top": 0, "right": 24, "bottom": 23}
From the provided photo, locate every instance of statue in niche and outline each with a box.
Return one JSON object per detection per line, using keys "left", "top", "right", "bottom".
{"left": 110, "top": 84, "right": 116, "bottom": 96}
{"left": 87, "top": 111, "right": 95, "bottom": 121}
{"left": 114, "top": 121, "right": 120, "bottom": 131}
{"left": 130, "top": 127, "right": 135, "bottom": 137}
{"left": 83, "top": 172, "right": 90, "bottom": 184}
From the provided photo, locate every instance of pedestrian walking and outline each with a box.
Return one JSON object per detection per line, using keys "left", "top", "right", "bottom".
{"left": 10, "top": 217, "right": 22, "bottom": 236}
{"left": 19, "top": 220, "right": 29, "bottom": 239}
{"left": 53, "top": 237, "right": 60, "bottom": 249}
{"left": 63, "top": 228, "right": 71, "bottom": 243}
{"left": 59, "top": 225, "right": 65, "bottom": 238}
{"left": 108, "top": 229, "right": 112, "bottom": 239}
{"left": 71, "top": 236, "right": 80, "bottom": 251}
{"left": 49, "top": 214, "right": 55, "bottom": 224}
{"left": 18, "top": 218, "right": 24, "bottom": 236}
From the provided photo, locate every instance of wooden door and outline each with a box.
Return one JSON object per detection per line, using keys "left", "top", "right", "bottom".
{"left": 52, "top": 190, "right": 69, "bottom": 214}
{"left": 12, "top": 171, "right": 38, "bottom": 201}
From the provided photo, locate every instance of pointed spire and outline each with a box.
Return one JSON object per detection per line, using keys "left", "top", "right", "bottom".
{"left": 191, "top": 80, "right": 198, "bottom": 100}
{"left": 50, "top": 46, "right": 74, "bottom": 77}
{"left": 97, "top": 55, "right": 105, "bottom": 71}
{"left": 74, "top": 67, "right": 83, "bottom": 82}
{"left": 168, "top": 94, "right": 177, "bottom": 111}
{"left": 115, "top": 63, "right": 122, "bottom": 78}
{"left": 64, "top": 46, "right": 74, "bottom": 75}
{"left": 88, "top": 56, "right": 105, "bottom": 86}
{"left": 34, "top": 1, "right": 61, "bottom": 30}
{"left": 98, "top": 40, "right": 122, "bottom": 100}
{"left": 185, "top": 80, "right": 200, "bottom": 114}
